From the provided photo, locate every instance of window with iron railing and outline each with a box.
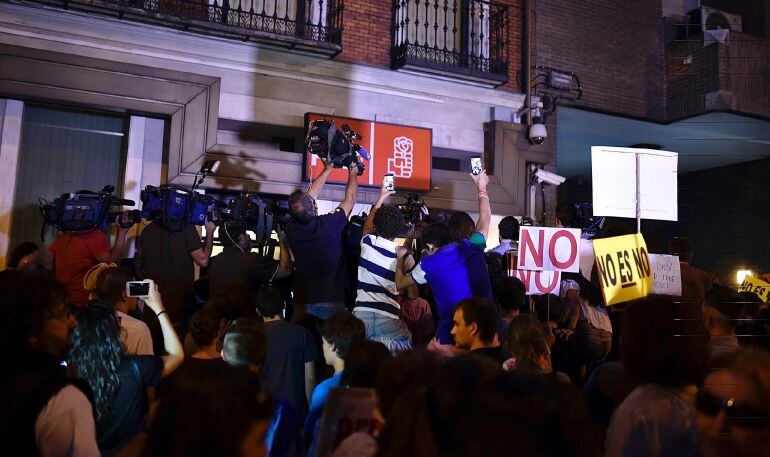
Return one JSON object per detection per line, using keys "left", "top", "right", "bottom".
{"left": 27, "top": 0, "right": 343, "bottom": 50}
{"left": 392, "top": 0, "right": 509, "bottom": 85}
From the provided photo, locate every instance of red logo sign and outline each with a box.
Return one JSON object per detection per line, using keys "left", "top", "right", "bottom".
{"left": 304, "top": 113, "right": 432, "bottom": 192}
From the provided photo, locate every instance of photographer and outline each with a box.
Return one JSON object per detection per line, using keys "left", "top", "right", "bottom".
{"left": 207, "top": 224, "right": 292, "bottom": 302}
{"left": 394, "top": 170, "right": 493, "bottom": 350}
{"left": 138, "top": 216, "right": 215, "bottom": 332}
{"left": 286, "top": 159, "right": 359, "bottom": 320}
{"left": 46, "top": 212, "right": 133, "bottom": 309}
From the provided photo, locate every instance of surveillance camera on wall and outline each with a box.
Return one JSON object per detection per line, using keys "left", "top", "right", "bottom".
{"left": 529, "top": 116, "right": 547, "bottom": 145}
{"left": 534, "top": 168, "right": 565, "bottom": 186}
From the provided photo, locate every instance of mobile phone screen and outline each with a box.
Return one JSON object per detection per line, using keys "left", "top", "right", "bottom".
{"left": 384, "top": 174, "right": 395, "bottom": 191}
{"left": 471, "top": 157, "right": 483, "bottom": 175}
{"left": 126, "top": 281, "right": 150, "bottom": 297}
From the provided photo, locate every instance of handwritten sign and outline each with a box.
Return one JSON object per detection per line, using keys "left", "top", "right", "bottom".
{"left": 738, "top": 276, "right": 770, "bottom": 303}
{"left": 593, "top": 233, "right": 652, "bottom": 306}
{"left": 315, "top": 387, "right": 383, "bottom": 457}
{"left": 517, "top": 227, "right": 582, "bottom": 273}
{"left": 648, "top": 254, "right": 682, "bottom": 297}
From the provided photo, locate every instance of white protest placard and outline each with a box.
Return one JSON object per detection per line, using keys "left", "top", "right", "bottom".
{"left": 648, "top": 254, "right": 682, "bottom": 296}
{"left": 517, "top": 227, "right": 582, "bottom": 273}
{"left": 591, "top": 146, "right": 678, "bottom": 222}
{"left": 510, "top": 269, "right": 562, "bottom": 296}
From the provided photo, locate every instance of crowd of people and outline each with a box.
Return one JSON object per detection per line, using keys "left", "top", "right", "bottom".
{"left": 2, "top": 158, "right": 769, "bottom": 457}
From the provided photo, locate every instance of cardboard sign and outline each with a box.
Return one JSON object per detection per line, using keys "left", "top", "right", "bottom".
{"left": 738, "top": 276, "right": 770, "bottom": 303}
{"left": 517, "top": 227, "right": 582, "bottom": 273}
{"left": 304, "top": 113, "right": 432, "bottom": 191}
{"left": 315, "top": 387, "right": 383, "bottom": 457}
{"left": 591, "top": 146, "right": 678, "bottom": 222}
{"left": 593, "top": 233, "right": 653, "bottom": 306}
{"left": 648, "top": 254, "right": 682, "bottom": 297}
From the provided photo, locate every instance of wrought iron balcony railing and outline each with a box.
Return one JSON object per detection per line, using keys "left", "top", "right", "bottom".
{"left": 27, "top": 0, "right": 344, "bottom": 55}
{"left": 391, "top": 0, "right": 509, "bottom": 85}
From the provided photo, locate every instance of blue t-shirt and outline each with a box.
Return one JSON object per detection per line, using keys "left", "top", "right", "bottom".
{"left": 411, "top": 239, "right": 493, "bottom": 344}
{"left": 304, "top": 371, "right": 343, "bottom": 456}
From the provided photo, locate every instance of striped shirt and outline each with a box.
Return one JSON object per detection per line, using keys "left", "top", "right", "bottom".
{"left": 354, "top": 234, "right": 401, "bottom": 319}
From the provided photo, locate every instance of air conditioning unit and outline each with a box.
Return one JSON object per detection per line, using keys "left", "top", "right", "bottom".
{"left": 688, "top": 6, "right": 743, "bottom": 32}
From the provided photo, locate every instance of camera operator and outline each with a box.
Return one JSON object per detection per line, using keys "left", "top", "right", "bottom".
{"left": 138, "top": 216, "right": 215, "bottom": 333}
{"left": 45, "top": 212, "right": 133, "bottom": 309}
{"left": 394, "top": 170, "right": 493, "bottom": 352}
{"left": 286, "top": 159, "right": 359, "bottom": 320}
{"left": 207, "top": 225, "right": 292, "bottom": 302}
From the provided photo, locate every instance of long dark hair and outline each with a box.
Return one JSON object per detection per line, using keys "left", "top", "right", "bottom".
{"left": 68, "top": 302, "right": 123, "bottom": 419}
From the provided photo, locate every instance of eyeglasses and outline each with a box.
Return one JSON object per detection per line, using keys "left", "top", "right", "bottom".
{"left": 696, "top": 390, "right": 770, "bottom": 429}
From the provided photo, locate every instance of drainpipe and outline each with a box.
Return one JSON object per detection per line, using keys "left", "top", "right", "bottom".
{"left": 523, "top": 0, "right": 532, "bottom": 127}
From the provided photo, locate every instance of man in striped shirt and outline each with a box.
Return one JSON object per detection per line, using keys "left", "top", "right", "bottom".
{"left": 352, "top": 184, "right": 413, "bottom": 352}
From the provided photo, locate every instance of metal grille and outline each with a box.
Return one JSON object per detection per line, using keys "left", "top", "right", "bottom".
{"left": 392, "top": 0, "right": 509, "bottom": 80}
{"left": 66, "top": 0, "right": 344, "bottom": 45}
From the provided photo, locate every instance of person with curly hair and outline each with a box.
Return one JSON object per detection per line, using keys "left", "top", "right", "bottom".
{"left": 353, "top": 183, "right": 413, "bottom": 352}
{"left": 68, "top": 279, "right": 184, "bottom": 454}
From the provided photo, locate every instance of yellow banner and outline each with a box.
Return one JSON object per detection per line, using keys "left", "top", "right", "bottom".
{"left": 593, "top": 233, "right": 653, "bottom": 306}
{"left": 738, "top": 276, "right": 770, "bottom": 303}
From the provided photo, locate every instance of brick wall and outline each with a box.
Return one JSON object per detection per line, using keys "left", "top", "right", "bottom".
{"left": 673, "top": 157, "right": 770, "bottom": 285}
{"left": 666, "top": 31, "right": 770, "bottom": 120}
{"left": 335, "top": 0, "right": 526, "bottom": 93}
{"left": 535, "top": 0, "right": 666, "bottom": 121}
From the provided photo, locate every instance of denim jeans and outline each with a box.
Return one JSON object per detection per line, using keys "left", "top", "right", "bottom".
{"left": 353, "top": 310, "right": 413, "bottom": 353}
{"left": 295, "top": 301, "right": 346, "bottom": 321}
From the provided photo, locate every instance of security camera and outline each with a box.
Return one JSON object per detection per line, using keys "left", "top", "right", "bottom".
{"left": 529, "top": 116, "right": 547, "bottom": 145}
{"left": 534, "top": 168, "right": 565, "bottom": 186}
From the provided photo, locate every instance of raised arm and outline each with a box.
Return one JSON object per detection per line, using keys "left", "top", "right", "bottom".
{"left": 337, "top": 164, "right": 359, "bottom": 217}
{"left": 395, "top": 246, "right": 418, "bottom": 290}
{"left": 362, "top": 183, "right": 395, "bottom": 236}
{"left": 190, "top": 219, "right": 216, "bottom": 268}
{"left": 307, "top": 159, "right": 334, "bottom": 200}
{"left": 471, "top": 170, "right": 491, "bottom": 240}
{"left": 275, "top": 230, "right": 293, "bottom": 278}
{"left": 142, "top": 279, "right": 184, "bottom": 376}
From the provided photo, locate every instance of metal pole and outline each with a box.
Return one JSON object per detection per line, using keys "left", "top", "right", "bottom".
{"left": 636, "top": 152, "right": 641, "bottom": 233}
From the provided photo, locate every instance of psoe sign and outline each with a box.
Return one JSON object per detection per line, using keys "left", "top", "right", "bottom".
{"left": 593, "top": 233, "right": 652, "bottom": 306}
{"left": 517, "top": 227, "right": 582, "bottom": 273}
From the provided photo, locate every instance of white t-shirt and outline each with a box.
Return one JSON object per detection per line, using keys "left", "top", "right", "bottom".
{"left": 116, "top": 310, "right": 154, "bottom": 356}
{"left": 35, "top": 385, "right": 100, "bottom": 457}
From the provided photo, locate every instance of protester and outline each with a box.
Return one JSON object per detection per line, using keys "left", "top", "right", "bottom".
{"left": 7, "top": 241, "right": 43, "bottom": 274}
{"left": 67, "top": 278, "right": 184, "bottom": 454}
{"left": 702, "top": 285, "right": 745, "bottom": 361}
{"left": 696, "top": 349, "right": 770, "bottom": 457}
{"left": 340, "top": 340, "right": 392, "bottom": 389}
{"left": 286, "top": 160, "right": 359, "bottom": 320}
{"left": 144, "top": 365, "right": 273, "bottom": 457}
{"left": 606, "top": 295, "right": 706, "bottom": 457}
{"left": 669, "top": 237, "right": 719, "bottom": 307}
{"left": 398, "top": 285, "right": 435, "bottom": 349}
{"left": 395, "top": 171, "right": 492, "bottom": 349}
{"left": 305, "top": 311, "right": 365, "bottom": 456}
{"left": 447, "top": 211, "right": 476, "bottom": 244}
{"left": 493, "top": 276, "right": 526, "bottom": 338}
{"left": 451, "top": 297, "right": 508, "bottom": 363}
{"left": 208, "top": 224, "right": 292, "bottom": 301}
{"left": 0, "top": 272, "right": 99, "bottom": 457}
{"left": 47, "top": 213, "right": 132, "bottom": 308}
{"left": 560, "top": 274, "right": 613, "bottom": 382}
{"left": 139, "top": 216, "right": 215, "bottom": 332}
{"left": 489, "top": 215, "right": 520, "bottom": 256}
{"left": 353, "top": 183, "right": 412, "bottom": 352}
{"left": 180, "top": 305, "right": 228, "bottom": 369}
{"left": 257, "top": 285, "right": 318, "bottom": 421}
{"left": 94, "top": 266, "right": 154, "bottom": 356}
{"left": 503, "top": 314, "right": 569, "bottom": 382}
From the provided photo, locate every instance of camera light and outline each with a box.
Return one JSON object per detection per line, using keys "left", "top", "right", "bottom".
{"left": 736, "top": 270, "right": 752, "bottom": 284}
